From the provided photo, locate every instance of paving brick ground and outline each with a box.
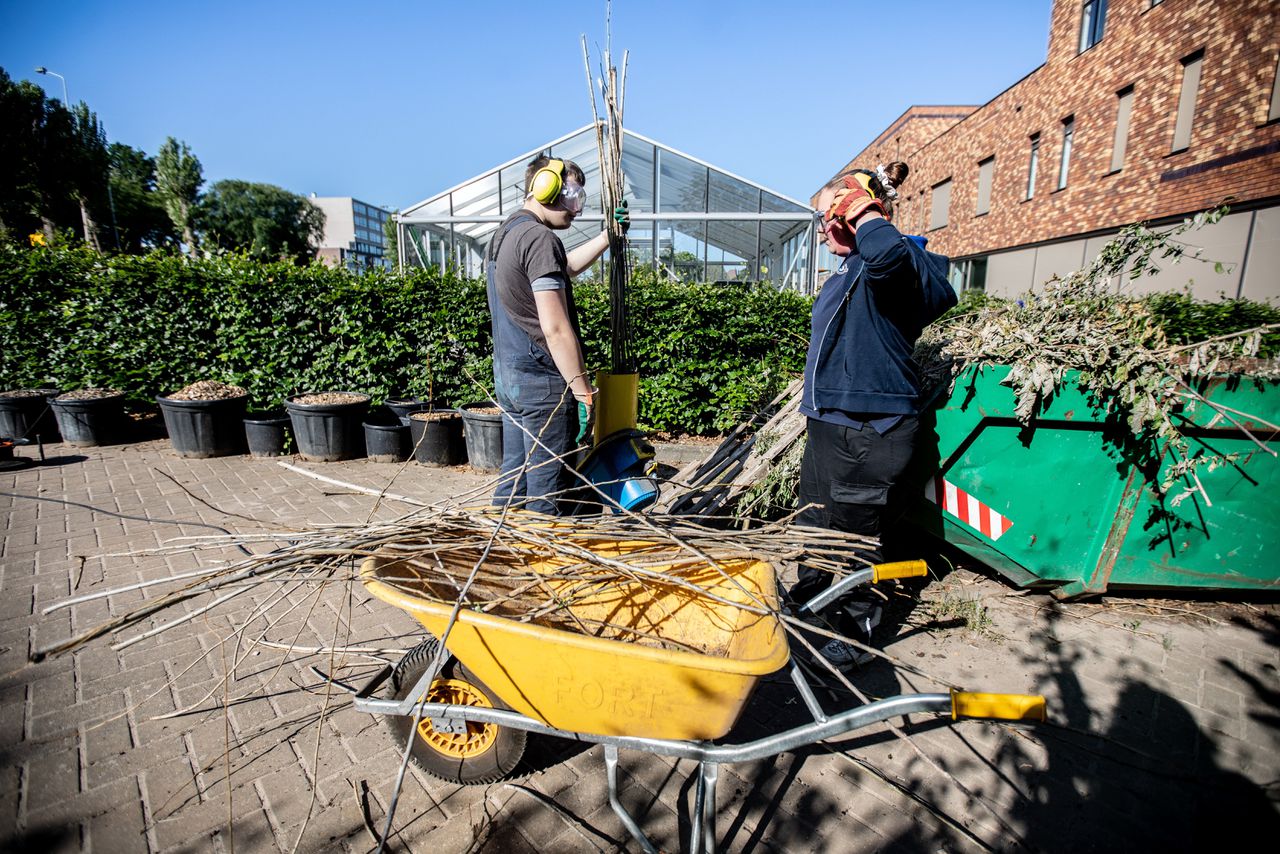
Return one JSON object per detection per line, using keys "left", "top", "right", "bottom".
{"left": 2, "top": 437, "right": 1278, "bottom": 852}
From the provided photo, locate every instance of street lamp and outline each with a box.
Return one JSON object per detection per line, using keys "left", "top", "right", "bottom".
{"left": 34, "top": 67, "right": 69, "bottom": 104}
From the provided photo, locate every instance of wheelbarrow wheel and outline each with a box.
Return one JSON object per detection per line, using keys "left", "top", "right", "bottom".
{"left": 387, "top": 637, "right": 527, "bottom": 785}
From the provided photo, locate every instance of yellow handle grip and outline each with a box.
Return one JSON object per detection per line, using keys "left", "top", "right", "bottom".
{"left": 871, "top": 560, "right": 929, "bottom": 582}
{"left": 951, "top": 691, "right": 1047, "bottom": 722}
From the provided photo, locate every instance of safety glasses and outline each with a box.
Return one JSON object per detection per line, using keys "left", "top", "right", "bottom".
{"left": 560, "top": 181, "right": 586, "bottom": 214}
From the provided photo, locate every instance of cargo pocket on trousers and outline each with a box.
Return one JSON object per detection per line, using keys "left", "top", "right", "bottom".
{"left": 830, "top": 481, "right": 889, "bottom": 506}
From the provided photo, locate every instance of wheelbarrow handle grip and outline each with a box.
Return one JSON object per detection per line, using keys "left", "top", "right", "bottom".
{"left": 798, "top": 561, "right": 929, "bottom": 615}
{"left": 872, "top": 560, "right": 929, "bottom": 582}
{"left": 951, "top": 690, "right": 1047, "bottom": 722}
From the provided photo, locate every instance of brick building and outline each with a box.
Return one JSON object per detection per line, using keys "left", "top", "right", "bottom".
{"left": 818, "top": 0, "right": 1280, "bottom": 301}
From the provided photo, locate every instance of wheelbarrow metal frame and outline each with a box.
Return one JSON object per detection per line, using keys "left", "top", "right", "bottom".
{"left": 352, "top": 558, "right": 1043, "bottom": 854}
{"left": 352, "top": 659, "right": 956, "bottom": 854}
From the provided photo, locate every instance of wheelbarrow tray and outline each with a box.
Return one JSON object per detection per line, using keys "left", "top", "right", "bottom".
{"left": 360, "top": 547, "right": 789, "bottom": 741}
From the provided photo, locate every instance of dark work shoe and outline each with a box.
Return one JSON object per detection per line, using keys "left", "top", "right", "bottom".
{"left": 818, "top": 604, "right": 883, "bottom": 670}
{"left": 818, "top": 638, "right": 875, "bottom": 668}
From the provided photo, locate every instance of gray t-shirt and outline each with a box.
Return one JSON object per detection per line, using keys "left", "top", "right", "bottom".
{"left": 490, "top": 211, "right": 580, "bottom": 353}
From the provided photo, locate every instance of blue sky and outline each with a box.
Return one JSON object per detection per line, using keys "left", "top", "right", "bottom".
{"left": 2, "top": 0, "right": 1052, "bottom": 211}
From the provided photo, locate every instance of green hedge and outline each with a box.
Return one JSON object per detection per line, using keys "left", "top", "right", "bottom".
{"left": 0, "top": 244, "right": 810, "bottom": 434}
{"left": 4, "top": 245, "right": 1274, "bottom": 434}
{"left": 1144, "top": 291, "right": 1280, "bottom": 355}
{"left": 577, "top": 268, "right": 812, "bottom": 433}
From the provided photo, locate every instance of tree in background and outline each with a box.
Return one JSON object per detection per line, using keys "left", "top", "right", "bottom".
{"left": 382, "top": 210, "right": 398, "bottom": 266}
{"left": 109, "top": 143, "right": 174, "bottom": 252}
{"left": 66, "top": 102, "right": 112, "bottom": 250}
{"left": 155, "top": 137, "right": 203, "bottom": 252}
{"left": 658, "top": 247, "right": 703, "bottom": 283}
{"left": 196, "top": 180, "right": 325, "bottom": 263}
{"left": 0, "top": 67, "right": 109, "bottom": 243}
{"left": 35, "top": 99, "right": 85, "bottom": 239}
{"left": 2, "top": 65, "right": 324, "bottom": 259}
{"left": 0, "top": 69, "right": 45, "bottom": 238}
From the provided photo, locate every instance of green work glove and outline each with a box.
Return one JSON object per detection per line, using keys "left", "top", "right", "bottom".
{"left": 613, "top": 201, "right": 630, "bottom": 234}
{"left": 577, "top": 400, "right": 595, "bottom": 445}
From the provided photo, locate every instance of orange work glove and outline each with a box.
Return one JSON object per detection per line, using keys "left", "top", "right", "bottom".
{"left": 826, "top": 173, "right": 886, "bottom": 227}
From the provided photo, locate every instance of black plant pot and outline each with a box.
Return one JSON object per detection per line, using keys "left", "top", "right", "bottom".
{"left": 49, "top": 392, "right": 128, "bottom": 447}
{"left": 0, "top": 388, "right": 61, "bottom": 442}
{"left": 244, "top": 412, "right": 292, "bottom": 457}
{"left": 284, "top": 393, "right": 370, "bottom": 461}
{"left": 458, "top": 403, "right": 504, "bottom": 472}
{"left": 364, "top": 420, "right": 409, "bottom": 463}
{"left": 408, "top": 411, "right": 466, "bottom": 466}
{"left": 157, "top": 394, "right": 250, "bottom": 458}
{"left": 385, "top": 397, "right": 436, "bottom": 422}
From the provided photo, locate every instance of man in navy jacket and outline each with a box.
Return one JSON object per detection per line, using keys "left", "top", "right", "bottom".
{"left": 793, "top": 163, "right": 949, "bottom": 667}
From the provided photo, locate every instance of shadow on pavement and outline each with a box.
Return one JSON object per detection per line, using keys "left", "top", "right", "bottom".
{"left": 0, "top": 452, "right": 89, "bottom": 471}
{"left": 703, "top": 647, "right": 915, "bottom": 852}
{"left": 875, "top": 603, "right": 1280, "bottom": 852}
{"left": 2, "top": 825, "right": 79, "bottom": 851}
{"left": 516, "top": 732, "right": 594, "bottom": 776}
{"left": 711, "top": 570, "right": 1280, "bottom": 853}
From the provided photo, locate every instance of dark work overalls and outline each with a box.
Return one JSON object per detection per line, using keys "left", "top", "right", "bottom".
{"left": 486, "top": 213, "right": 579, "bottom": 515}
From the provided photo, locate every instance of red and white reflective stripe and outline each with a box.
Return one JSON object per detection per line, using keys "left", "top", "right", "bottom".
{"left": 924, "top": 476, "right": 1014, "bottom": 541}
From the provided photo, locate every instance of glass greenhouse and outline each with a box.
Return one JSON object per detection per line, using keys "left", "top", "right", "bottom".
{"left": 396, "top": 125, "right": 821, "bottom": 292}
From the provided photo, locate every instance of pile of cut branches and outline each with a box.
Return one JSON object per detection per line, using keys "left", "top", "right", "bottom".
{"left": 32, "top": 501, "right": 876, "bottom": 663}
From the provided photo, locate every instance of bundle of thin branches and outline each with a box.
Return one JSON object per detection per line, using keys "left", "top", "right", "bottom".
{"left": 37, "top": 474, "right": 1014, "bottom": 854}
{"left": 33, "top": 497, "right": 877, "bottom": 663}
{"left": 581, "top": 15, "right": 635, "bottom": 374}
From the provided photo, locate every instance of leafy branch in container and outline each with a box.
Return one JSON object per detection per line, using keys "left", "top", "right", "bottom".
{"left": 920, "top": 205, "right": 1279, "bottom": 507}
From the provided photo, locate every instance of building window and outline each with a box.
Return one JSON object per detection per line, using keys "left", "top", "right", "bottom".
{"left": 929, "top": 179, "right": 951, "bottom": 230}
{"left": 975, "top": 156, "right": 994, "bottom": 215}
{"left": 1026, "top": 134, "right": 1041, "bottom": 200}
{"left": 1057, "top": 117, "right": 1074, "bottom": 190}
{"left": 1110, "top": 85, "right": 1135, "bottom": 172}
{"left": 970, "top": 257, "right": 988, "bottom": 291}
{"left": 1172, "top": 49, "right": 1204, "bottom": 152}
{"left": 1079, "top": 0, "right": 1108, "bottom": 53}
{"left": 1270, "top": 53, "right": 1280, "bottom": 122}
{"left": 948, "top": 257, "right": 988, "bottom": 293}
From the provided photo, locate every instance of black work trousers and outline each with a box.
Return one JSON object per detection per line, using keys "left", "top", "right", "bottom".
{"left": 790, "top": 415, "right": 918, "bottom": 622}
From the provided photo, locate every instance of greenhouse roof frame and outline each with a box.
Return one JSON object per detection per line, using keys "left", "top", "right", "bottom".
{"left": 396, "top": 124, "right": 822, "bottom": 291}
{"left": 399, "top": 124, "right": 815, "bottom": 219}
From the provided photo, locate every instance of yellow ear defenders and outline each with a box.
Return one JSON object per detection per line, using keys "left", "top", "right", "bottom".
{"left": 529, "top": 159, "right": 565, "bottom": 205}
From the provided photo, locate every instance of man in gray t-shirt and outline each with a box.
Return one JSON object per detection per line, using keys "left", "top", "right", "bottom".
{"left": 485, "top": 155, "right": 618, "bottom": 514}
{"left": 490, "top": 208, "right": 581, "bottom": 357}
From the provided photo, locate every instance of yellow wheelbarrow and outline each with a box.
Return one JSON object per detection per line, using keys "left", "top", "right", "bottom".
{"left": 354, "top": 547, "right": 1045, "bottom": 854}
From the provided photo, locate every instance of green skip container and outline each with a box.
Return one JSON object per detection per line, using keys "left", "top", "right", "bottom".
{"left": 903, "top": 364, "right": 1280, "bottom": 598}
